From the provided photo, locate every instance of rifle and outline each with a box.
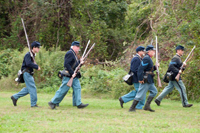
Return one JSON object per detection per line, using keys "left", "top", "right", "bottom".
{"left": 21, "top": 18, "right": 36, "bottom": 64}
{"left": 155, "top": 36, "right": 162, "bottom": 87}
{"left": 67, "top": 42, "right": 95, "bottom": 87}
{"left": 175, "top": 45, "right": 196, "bottom": 81}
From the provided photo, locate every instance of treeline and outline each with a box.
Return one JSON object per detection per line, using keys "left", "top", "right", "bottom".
{"left": 0, "top": 0, "right": 199, "bottom": 100}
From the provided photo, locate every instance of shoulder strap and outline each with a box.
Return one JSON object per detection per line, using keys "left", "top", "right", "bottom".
{"left": 69, "top": 50, "right": 79, "bottom": 70}
{"left": 133, "top": 54, "right": 142, "bottom": 61}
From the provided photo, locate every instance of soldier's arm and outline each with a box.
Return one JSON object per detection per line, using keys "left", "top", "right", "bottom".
{"left": 168, "top": 57, "right": 180, "bottom": 75}
{"left": 64, "top": 52, "right": 74, "bottom": 76}
{"left": 130, "top": 57, "right": 140, "bottom": 73}
{"left": 24, "top": 54, "right": 38, "bottom": 70}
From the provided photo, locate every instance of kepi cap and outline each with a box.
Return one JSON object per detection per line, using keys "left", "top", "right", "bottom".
{"left": 136, "top": 46, "right": 145, "bottom": 52}
{"left": 31, "top": 41, "right": 41, "bottom": 48}
{"left": 71, "top": 41, "right": 80, "bottom": 47}
{"left": 176, "top": 45, "right": 185, "bottom": 51}
{"left": 146, "top": 45, "right": 156, "bottom": 51}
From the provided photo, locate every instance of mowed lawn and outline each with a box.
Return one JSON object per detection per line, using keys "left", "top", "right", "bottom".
{"left": 0, "top": 91, "right": 200, "bottom": 133}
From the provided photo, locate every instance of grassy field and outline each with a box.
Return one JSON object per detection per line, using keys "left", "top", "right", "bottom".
{"left": 0, "top": 91, "right": 200, "bottom": 133}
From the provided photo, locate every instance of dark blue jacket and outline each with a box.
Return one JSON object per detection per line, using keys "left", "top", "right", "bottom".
{"left": 64, "top": 48, "right": 80, "bottom": 78}
{"left": 130, "top": 54, "right": 142, "bottom": 83}
{"left": 167, "top": 54, "right": 183, "bottom": 80}
{"left": 21, "top": 52, "right": 38, "bottom": 73}
{"left": 137, "top": 54, "right": 156, "bottom": 83}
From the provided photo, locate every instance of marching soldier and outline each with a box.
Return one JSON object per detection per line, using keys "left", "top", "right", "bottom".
{"left": 119, "top": 46, "right": 146, "bottom": 109}
{"left": 48, "top": 41, "right": 89, "bottom": 109}
{"left": 11, "top": 41, "right": 41, "bottom": 107}
{"left": 129, "top": 45, "right": 158, "bottom": 112}
{"left": 155, "top": 45, "right": 193, "bottom": 107}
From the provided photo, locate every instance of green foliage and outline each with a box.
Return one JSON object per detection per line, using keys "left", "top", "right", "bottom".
{"left": 80, "top": 65, "right": 133, "bottom": 98}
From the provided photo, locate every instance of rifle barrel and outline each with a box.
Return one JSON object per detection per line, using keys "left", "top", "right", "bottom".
{"left": 82, "top": 40, "right": 90, "bottom": 58}
{"left": 21, "top": 18, "right": 36, "bottom": 63}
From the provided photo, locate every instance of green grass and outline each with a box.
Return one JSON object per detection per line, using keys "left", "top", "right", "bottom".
{"left": 0, "top": 91, "right": 200, "bottom": 133}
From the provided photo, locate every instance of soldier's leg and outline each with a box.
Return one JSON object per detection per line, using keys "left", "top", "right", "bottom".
{"left": 144, "top": 83, "right": 157, "bottom": 112}
{"left": 12, "top": 72, "right": 30, "bottom": 103}
{"left": 51, "top": 77, "right": 70, "bottom": 104}
{"left": 135, "top": 83, "right": 146, "bottom": 109}
{"left": 121, "top": 83, "right": 139, "bottom": 103}
{"left": 134, "top": 83, "right": 149, "bottom": 101}
{"left": 155, "top": 81, "right": 174, "bottom": 105}
{"left": 129, "top": 83, "right": 149, "bottom": 112}
{"left": 12, "top": 87, "right": 29, "bottom": 100}
{"left": 24, "top": 72, "right": 38, "bottom": 107}
{"left": 173, "top": 80, "right": 191, "bottom": 107}
{"left": 72, "top": 78, "right": 82, "bottom": 106}
{"left": 72, "top": 91, "right": 76, "bottom": 106}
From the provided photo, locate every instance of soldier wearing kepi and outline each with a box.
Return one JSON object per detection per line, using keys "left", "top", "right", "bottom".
{"left": 119, "top": 46, "right": 146, "bottom": 109}
{"left": 129, "top": 45, "right": 158, "bottom": 112}
{"left": 155, "top": 45, "right": 193, "bottom": 107}
{"left": 11, "top": 41, "right": 41, "bottom": 107}
{"left": 48, "top": 41, "right": 89, "bottom": 109}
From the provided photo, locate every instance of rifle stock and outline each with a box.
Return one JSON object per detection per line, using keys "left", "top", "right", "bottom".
{"left": 175, "top": 73, "right": 181, "bottom": 81}
{"left": 67, "top": 77, "right": 74, "bottom": 87}
{"left": 175, "top": 46, "right": 196, "bottom": 81}
{"left": 156, "top": 71, "right": 162, "bottom": 87}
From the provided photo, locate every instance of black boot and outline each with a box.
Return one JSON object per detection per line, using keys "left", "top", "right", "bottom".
{"left": 119, "top": 97, "right": 124, "bottom": 108}
{"left": 129, "top": 100, "right": 139, "bottom": 112}
{"left": 144, "top": 96, "right": 155, "bottom": 112}
{"left": 11, "top": 96, "right": 17, "bottom": 106}
{"left": 154, "top": 99, "right": 161, "bottom": 106}
{"left": 77, "top": 103, "right": 89, "bottom": 109}
{"left": 48, "top": 101, "right": 56, "bottom": 109}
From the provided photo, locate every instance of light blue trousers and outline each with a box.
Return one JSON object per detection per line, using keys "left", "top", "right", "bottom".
{"left": 135, "top": 83, "right": 157, "bottom": 101}
{"left": 13, "top": 72, "right": 37, "bottom": 107}
{"left": 51, "top": 77, "right": 81, "bottom": 106}
{"left": 156, "top": 80, "right": 188, "bottom": 106}
{"left": 121, "top": 83, "right": 146, "bottom": 109}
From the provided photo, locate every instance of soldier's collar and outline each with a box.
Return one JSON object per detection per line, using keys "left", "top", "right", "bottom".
{"left": 136, "top": 53, "right": 141, "bottom": 58}
{"left": 70, "top": 48, "right": 77, "bottom": 55}
{"left": 176, "top": 53, "right": 181, "bottom": 57}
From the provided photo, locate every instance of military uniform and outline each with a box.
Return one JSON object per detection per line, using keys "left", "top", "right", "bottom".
{"left": 129, "top": 45, "right": 158, "bottom": 112}
{"left": 48, "top": 41, "right": 88, "bottom": 109}
{"left": 155, "top": 45, "right": 193, "bottom": 107}
{"left": 11, "top": 41, "right": 40, "bottom": 107}
{"left": 119, "top": 46, "right": 146, "bottom": 109}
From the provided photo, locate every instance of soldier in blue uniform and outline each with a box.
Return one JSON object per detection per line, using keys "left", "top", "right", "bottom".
{"left": 11, "top": 41, "right": 41, "bottom": 107}
{"left": 119, "top": 46, "right": 146, "bottom": 109}
{"left": 129, "top": 45, "right": 158, "bottom": 112}
{"left": 155, "top": 45, "right": 193, "bottom": 107}
{"left": 48, "top": 41, "right": 89, "bottom": 109}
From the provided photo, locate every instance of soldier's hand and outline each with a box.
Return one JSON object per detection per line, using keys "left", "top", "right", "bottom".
{"left": 156, "top": 63, "right": 160, "bottom": 67}
{"left": 183, "top": 62, "right": 187, "bottom": 67}
{"left": 139, "top": 80, "right": 144, "bottom": 84}
{"left": 179, "top": 70, "right": 182, "bottom": 74}
{"left": 72, "top": 73, "right": 77, "bottom": 78}
{"left": 38, "top": 66, "right": 41, "bottom": 71}
{"left": 80, "top": 57, "right": 85, "bottom": 65}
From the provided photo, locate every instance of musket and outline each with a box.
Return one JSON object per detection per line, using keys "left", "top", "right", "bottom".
{"left": 82, "top": 40, "right": 90, "bottom": 58}
{"left": 67, "top": 43, "right": 95, "bottom": 87}
{"left": 175, "top": 45, "right": 196, "bottom": 81}
{"left": 21, "top": 18, "right": 36, "bottom": 64}
{"left": 156, "top": 36, "right": 162, "bottom": 87}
